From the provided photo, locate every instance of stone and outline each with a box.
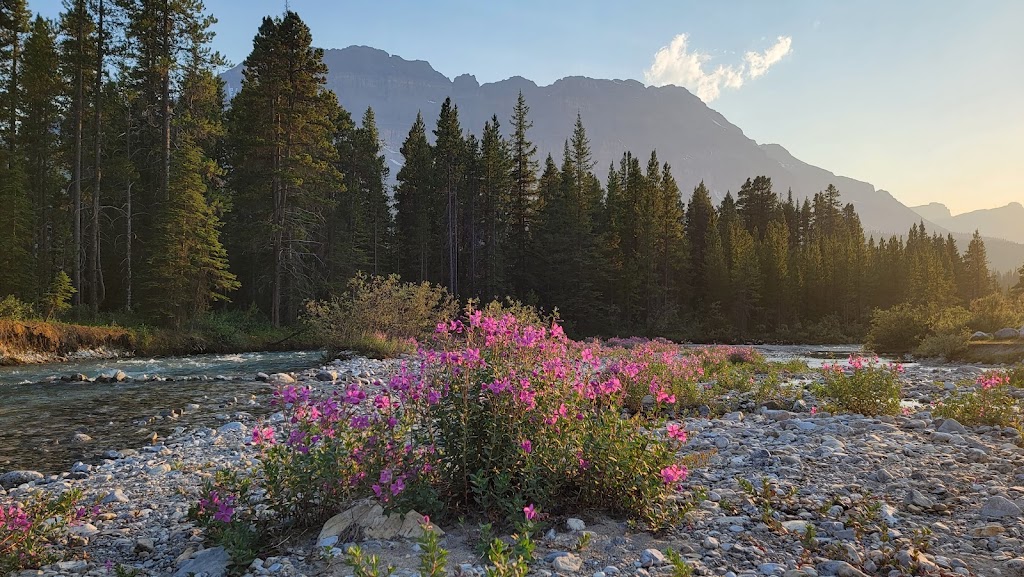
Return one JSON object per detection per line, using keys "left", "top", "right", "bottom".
{"left": 566, "top": 518, "right": 586, "bottom": 531}
{"left": 970, "top": 331, "right": 993, "bottom": 341}
{"left": 904, "top": 489, "right": 935, "bottom": 509}
{"left": 316, "top": 370, "right": 339, "bottom": 382}
{"left": 994, "top": 327, "right": 1020, "bottom": 340}
{"left": 102, "top": 488, "right": 129, "bottom": 504}
{"left": 319, "top": 500, "right": 441, "bottom": 543}
{"left": 817, "top": 561, "right": 868, "bottom": 577}
{"left": 781, "top": 520, "right": 809, "bottom": 533}
{"left": 269, "top": 373, "right": 295, "bottom": 384}
{"left": 255, "top": 372, "right": 270, "bottom": 382}
{"left": 552, "top": 554, "right": 583, "bottom": 573}
{"left": 135, "top": 538, "right": 156, "bottom": 553}
{"left": 173, "top": 546, "right": 231, "bottom": 577}
{"left": 1004, "top": 558, "right": 1024, "bottom": 577}
{"left": 936, "top": 418, "right": 968, "bottom": 434}
{"left": 217, "top": 422, "right": 247, "bottom": 435}
{"left": 639, "top": 549, "right": 666, "bottom": 568}
{"left": 760, "top": 564, "right": 785, "bottom": 575}
{"left": 69, "top": 432, "right": 93, "bottom": 444}
{"left": 0, "top": 470, "right": 43, "bottom": 489}
{"left": 703, "top": 536, "right": 720, "bottom": 549}
{"left": 981, "top": 495, "right": 1022, "bottom": 519}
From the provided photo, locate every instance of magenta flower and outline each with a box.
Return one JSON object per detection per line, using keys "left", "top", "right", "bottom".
{"left": 523, "top": 504, "right": 537, "bottom": 521}
{"left": 666, "top": 423, "right": 688, "bottom": 443}
{"left": 660, "top": 464, "right": 688, "bottom": 486}
{"left": 520, "top": 439, "right": 533, "bottom": 454}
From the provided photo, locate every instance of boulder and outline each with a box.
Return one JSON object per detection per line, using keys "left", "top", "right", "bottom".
{"left": 969, "top": 331, "right": 993, "bottom": 341}
{"left": 68, "top": 432, "right": 93, "bottom": 444}
{"left": 269, "top": 373, "right": 295, "bottom": 384}
{"left": 173, "top": 546, "right": 230, "bottom": 577}
{"left": 97, "top": 370, "right": 127, "bottom": 383}
{"left": 994, "top": 327, "right": 1020, "bottom": 340}
{"left": 936, "top": 418, "right": 967, "bottom": 434}
{"left": 316, "top": 370, "right": 339, "bottom": 382}
{"left": 981, "top": 495, "right": 1022, "bottom": 519}
{"left": 318, "top": 499, "right": 442, "bottom": 543}
{"left": 0, "top": 470, "right": 44, "bottom": 489}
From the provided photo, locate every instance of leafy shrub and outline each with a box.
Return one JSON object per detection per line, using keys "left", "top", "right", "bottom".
{"left": 928, "top": 306, "right": 972, "bottom": 335}
{"left": 934, "top": 370, "right": 1021, "bottom": 430}
{"left": 241, "top": 313, "right": 694, "bottom": 534}
{"left": 1, "top": 489, "right": 92, "bottom": 573}
{"left": 0, "top": 295, "right": 35, "bottom": 320}
{"left": 969, "top": 294, "right": 1022, "bottom": 333}
{"left": 914, "top": 333, "right": 968, "bottom": 360}
{"left": 42, "top": 271, "right": 76, "bottom": 320}
{"left": 304, "top": 273, "right": 457, "bottom": 357}
{"left": 815, "top": 355, "right": 903, "bottom": 416}
{"left": 1010, "top": 364, "right": 1024, "bottom": 388}
{"left": 866, "top": 304, "right": 929, "bottom": 353}
{"left": 188, "top": 471, "right": 261, "bottom": 566}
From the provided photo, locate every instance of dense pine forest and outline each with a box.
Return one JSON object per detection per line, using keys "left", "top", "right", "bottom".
{"left": 1, "top": 2, "right": 1021, "bottom": 342}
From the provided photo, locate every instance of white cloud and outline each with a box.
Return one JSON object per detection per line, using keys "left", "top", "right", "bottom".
{"left": 644, "top": 34, "right": 793, "bottom": 102}
{"left": 745, "top": 36, "right": 793, "bottom": 78}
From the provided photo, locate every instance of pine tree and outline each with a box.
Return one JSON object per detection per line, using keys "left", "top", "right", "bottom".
{"left": 433, "top": 97, "right": 465, "bottom": 294}
{"left": 395, "top": 111, "right": 436, "bottom": 284}
{"left": 476, "top": 115, "right": 511, "bottom": 299}
{"left": 685, "top": 181, "right": 715, "bottom": 307}
{"left": 507, "top": 90, "right": 537, "bottom": 298}
{"left": 0, "top": 0, "right": 32, "bottom": 299}
{"left": 226, "top": 11, "right": 343, "bottom": 325}
{"left": 963, "top": 230, "right": 993, "bottom": 303}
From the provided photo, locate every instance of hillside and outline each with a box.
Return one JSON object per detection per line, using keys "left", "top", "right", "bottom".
{"left": 912, "top": 202, "right": 1024, "bottom": 245}
{"left": 222, "top": 45, "right": 1024, "bottom": 270}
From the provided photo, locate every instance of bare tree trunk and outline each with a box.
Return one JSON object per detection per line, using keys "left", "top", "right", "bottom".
{"left": 71, "top": 0, "right": 85, "bottom": 307}
{"left": 90, "top": 0, "right": 104, "bottom": 314}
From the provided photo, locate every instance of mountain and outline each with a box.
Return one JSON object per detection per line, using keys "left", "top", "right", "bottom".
{"left": 912, "top": 202, "right": 1024, "bottom": 245}
{"left": 220, "top": 45, "right": 1024, "bottom": 271}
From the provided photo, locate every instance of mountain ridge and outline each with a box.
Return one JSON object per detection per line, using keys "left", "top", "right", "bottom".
{"left": 220, "top": 45, "right": 1024, "bottom": 271}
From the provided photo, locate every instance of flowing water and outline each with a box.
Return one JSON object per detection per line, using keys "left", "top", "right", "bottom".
{"left": 0, "top": 350, "right": 324, "bottom": 475}
{"left": 0, "top": 344, "right": 912, "bottom": 477}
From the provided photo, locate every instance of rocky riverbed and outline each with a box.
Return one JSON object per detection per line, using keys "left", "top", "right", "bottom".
{"left": 2, "top": 356, "right": 1024, "bottom": 577}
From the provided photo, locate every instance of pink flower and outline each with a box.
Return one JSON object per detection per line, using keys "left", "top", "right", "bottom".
{"left": 660, "top": 464, "right": 688, "bottom": 486}
{"left": 520, "top": 439, "right": 533, "bottom": 454}
{"left": 251, "top": 426, "right": 275, "bottom": 446}
{"left": 666, "top": 423, "right": 688, "bottom": 443}
{"left": 523, "top": 504, "right": 537, "bottom": 521}
{"left": 810, "top": 406, "right": 818, "bottom": 415}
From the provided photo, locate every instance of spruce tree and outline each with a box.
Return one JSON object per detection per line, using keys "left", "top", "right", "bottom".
{"left": 507, "top": 90, "right": 537, "bottom": 298}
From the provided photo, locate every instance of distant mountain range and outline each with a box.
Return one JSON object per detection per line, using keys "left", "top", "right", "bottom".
{"left": 221, "top": 45, "right": 1024, "bottom": 271}
{"left": 911, "top": 202, "right": 1024, "bottom": 245}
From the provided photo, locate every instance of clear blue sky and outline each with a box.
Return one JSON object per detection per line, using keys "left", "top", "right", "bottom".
{"left": 29, "top": 0, "right": 1024, "bottom": 214}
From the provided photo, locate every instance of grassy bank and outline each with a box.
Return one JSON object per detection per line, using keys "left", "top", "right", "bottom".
{"left": 954, "top": 341, "right": 1024, "bottom": 364}
{"left": 0, "top": 312, "right": 322, "bottom": 366}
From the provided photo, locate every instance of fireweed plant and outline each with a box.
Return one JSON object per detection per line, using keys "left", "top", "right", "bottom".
{"left": 934, "top": 369, "right": 1022, "bottom": 430}
{"left": 0, "top": 489, "right": 94, "bottom": 573}
{"left": 208, "top": 314, "right": 783, "bottom": 548}
{"left": 816, "top": 355, "right": 904, "bottom": 416}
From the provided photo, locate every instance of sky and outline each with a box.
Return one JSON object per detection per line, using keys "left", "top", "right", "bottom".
{"left": 29, "top": 0, "right": 1024, "bottom": 215}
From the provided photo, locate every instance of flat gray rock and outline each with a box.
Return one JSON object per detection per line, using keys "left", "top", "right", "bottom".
{"left": 0, "top": 470, "right": 44, "bottom": 489}
{"left": 981, "top": 495, "right": 1022, "bottom": 519}
{"left": 173, "top": 546, "right": 230, "bottom": 577}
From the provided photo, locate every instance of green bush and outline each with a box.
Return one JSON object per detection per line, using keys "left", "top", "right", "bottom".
{"left": 815, "top": 355, "right": 903, "bottom": 416}
{"left": 1, "top": 489, "right": 91, "bottom": 573}
{"left": 0, "top": 295, "right": 35, "bottom": 320}
{"left": 934, "top": 370, "right": 1021, "bottom": 430}
{"left": 969, "top": 294, "right": 1022, "bottom": 333}
{"left": 914, "top": 333, "right": 968, "bottom": 360}
{"left": 304, "top": 273, "right": 457, "bottom": 357}
{"left": 866, "top": 304, "right": 930, "bottom": 353}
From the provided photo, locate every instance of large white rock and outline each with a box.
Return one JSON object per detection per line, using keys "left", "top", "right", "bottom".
{"left": 318, "top": 499, "right": 442, "bottom": 543}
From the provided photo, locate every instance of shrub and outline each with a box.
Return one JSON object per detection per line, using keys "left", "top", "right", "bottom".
{"left": 969, "top": 294, "right": 1022, "bottom": 333}
{"left": 0, "top": 295, "right": 35, "bottom": 321}
{"left": 934, "top": 370, "right": 1021, "bottom": 430}
{"left": 865, "top": 304, "right": 929, "bottom": 353}
{"left": 188, "top": 471, "right": 261, "bottom": 566}
{"left": 1010, "top": 364, "right": 1024, "bottom": 388}
{"left": 42, "top": 271, "right": 75, "bottom": 320}
{"left": 1, "top": 489, "right": 92, "bottom": 573}
{"left": 304, "top": 273, "right": 457, "bottom": 357}
{"left": 243, "top": 313, "right": 694, "bottom": 534}
{"left": 914, "top": 333, "right": 968, "bottom": 360}
{"left": 815, "top": 355, "right": 903, "bottom": 416}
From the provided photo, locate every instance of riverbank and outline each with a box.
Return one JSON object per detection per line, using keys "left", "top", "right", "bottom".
{"left": 0, "top": 318, "right": 321, "bottom": 366}
{"left": 3, "top": 355, "right": 1023, "bottom": 577}
{"left": 957, "top": 341, "right": 1024, "bottom": 365}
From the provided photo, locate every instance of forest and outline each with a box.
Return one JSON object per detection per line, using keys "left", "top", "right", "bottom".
{"left": 1, "top": 1, "right": 1022, "bottom": 342}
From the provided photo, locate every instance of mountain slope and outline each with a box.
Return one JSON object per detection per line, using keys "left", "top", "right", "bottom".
{"left": 220, "top": 45, "right": 1024, "bottom": 270}
{"left": 912, "top": 202, "right": 1024, "bottom": 244}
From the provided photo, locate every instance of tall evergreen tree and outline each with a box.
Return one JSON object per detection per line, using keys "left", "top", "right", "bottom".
{"left": 507, "top": 90, "right": 537, "bottom": 298}
{"left": 394, "top": 111, "right": 435, "bottom": 284}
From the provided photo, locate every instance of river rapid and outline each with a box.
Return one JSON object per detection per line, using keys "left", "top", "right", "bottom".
{"left": 0, "top": 344, "right": 946, "bottom": 477}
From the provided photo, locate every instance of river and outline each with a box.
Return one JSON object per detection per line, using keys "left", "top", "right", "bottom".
{"left": 0, "top": 344, "right": 909, "bottom": 477}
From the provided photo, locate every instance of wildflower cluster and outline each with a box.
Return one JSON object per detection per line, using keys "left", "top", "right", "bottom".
{"left": 934, "top": 369, "right": 1021, "bottom": 430}
{"left": 1, "top": 489, "right": 91, "bottom": 573}
{"left": 816, "top": 355, "right": 904, "bottom": 416}
{"left": 188, "top": 471, "right": 260, "bottom": 566}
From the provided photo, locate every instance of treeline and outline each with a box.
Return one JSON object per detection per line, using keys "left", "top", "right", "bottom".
{"left": 1, "top": 4, "right": 1020, "bottom": 338}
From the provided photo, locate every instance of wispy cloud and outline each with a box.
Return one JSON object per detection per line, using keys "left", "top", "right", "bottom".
{"left": 644, "top": 34, "right": 793, "bottom": 102}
